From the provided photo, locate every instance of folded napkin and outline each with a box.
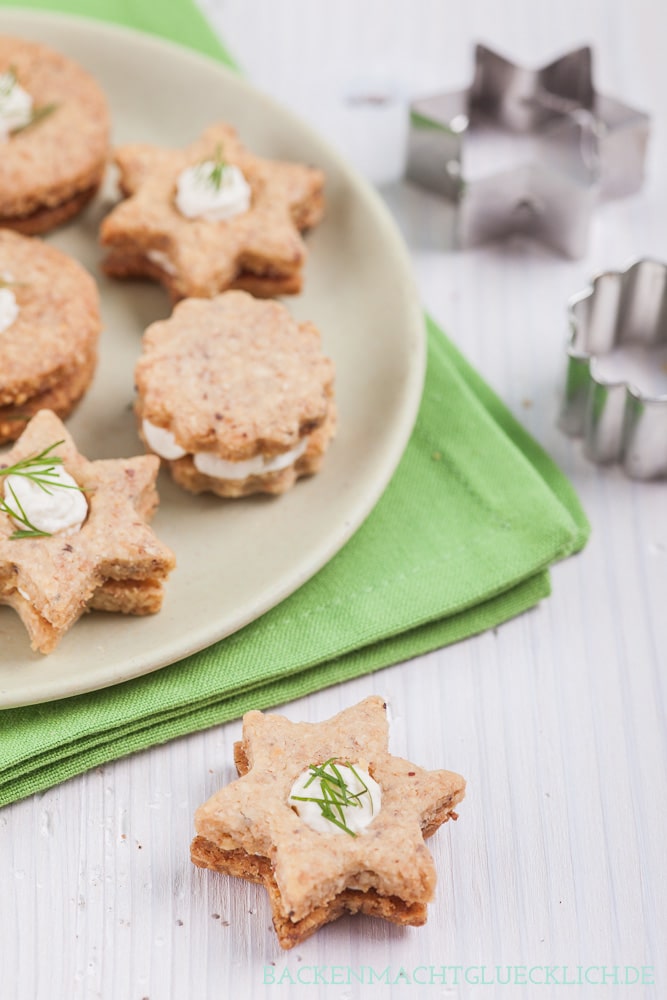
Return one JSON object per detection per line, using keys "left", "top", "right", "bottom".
{"left": 0, "top": 0, "right": 589, "bottom": 808}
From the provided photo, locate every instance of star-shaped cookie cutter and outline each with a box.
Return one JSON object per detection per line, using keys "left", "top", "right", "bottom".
{"left": 560, "top": 259, "right": 667, "bottom": 479}
{"left": 406, "top": 44, "right": 650, "bottom": 257}
{"left": 191, "top": 696, "right": 465, "bottom": 948}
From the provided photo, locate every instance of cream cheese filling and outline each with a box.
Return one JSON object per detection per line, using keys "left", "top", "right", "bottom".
{"left": 142, "top": 418, "right": 308, "bottom": 480}
{"left": 3, "top": 465, "right": 87, "bottom": 536}
{"left": 0, "top": 287, "right": 19, "bottom": 333}
{"left": 146, "top": 249, "right": 177, "bottom": 276}
{"left": 175, "top": 161, "right": 251, "bottom": 222}
{"left": 0, "top": 71, "right": 33, "bottom": 141}
{"left": 289, "top": 761, "right": 381, "bottom": 836}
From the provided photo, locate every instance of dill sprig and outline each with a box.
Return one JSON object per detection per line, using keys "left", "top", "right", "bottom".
{"left": 0, "top": 65, "right": 17, "bottom": 97}
{"left": 0, "top": 480, "right": 51, "bottom": 539}
{"left": 0, "top": 440, "right": 70, "bottom": 486}
{"left": 0, "top": 440, "right": 83, "bottom": 540}
{"left": 290, "top": 758, "right": 373, "bottom": 837}
{"left": 11, "top": 102, "right": 58, "bottom": 135}
{"left": 197, "top": 143, "right": 228, "bottom": 192}
{"left": 1, "top": 65, "right": 58, "bottom": 135}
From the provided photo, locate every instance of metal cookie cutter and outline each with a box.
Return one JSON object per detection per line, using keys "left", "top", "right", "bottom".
{"left": 406, "top": 44, "right": 650, "bottom": 257}
{"left": 560, "top": 259, "right": 667, "bottom": 479}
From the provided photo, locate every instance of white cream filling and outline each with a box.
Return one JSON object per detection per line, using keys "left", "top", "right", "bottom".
{"left": 3, "top": 465, "right": 87, "bottom": 536}
{"left": 141, "top": 419, "right": 188, "bottom": 460}
{"left": 146, "top": 249, "right": 177, "bottom": 276}
{"left": 194, "top": 439, "right": 308, "bottom": 480}
{"left": 142, "top": 418, "right": 308, "bottom": 480}
{"left": 0, "top": 287, "right": 19, "bottom": 333}
{"left": 175, "top": 161, "right": 251, "bottom": 221}
{"left": 0, "top": 71, "right": 33, "bottom": 141}
{"left": 289, "top": 762, "right": 381, "bottom": 836}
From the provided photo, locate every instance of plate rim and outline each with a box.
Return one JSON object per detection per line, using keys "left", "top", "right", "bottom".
{"left": 0, "top": 8, "right": 426, "bottom": 708}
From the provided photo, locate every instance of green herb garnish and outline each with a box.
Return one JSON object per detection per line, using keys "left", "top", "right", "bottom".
{"left": 0, "top": 65, "right": 58, "bottom": 136}
{"left": 290, "top": 758, "right": 373, "bottom": 837}
{"left": 0, "top": 66, "right": 17, "bottom": 97}
{"left": 0, "top": 480, "right": 51, "bottom": 539}
{"left": 197, "top": 143, "right": 228, "bottom": 192}
{"left": 11, "top": 102, "right": 58, "bottom": 135}
{"left": 0, "top": 440, "right": 83, "bottom": 540}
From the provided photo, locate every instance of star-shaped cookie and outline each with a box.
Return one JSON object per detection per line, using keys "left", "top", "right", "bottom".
{"left": 0, "top": 409, "right": 175, "bottom": 653}
{"left": 100, "top": 123, "right": 325, "bottom": 301}
{"left": 191, "top": 696, "right": 465, "bottom": 948}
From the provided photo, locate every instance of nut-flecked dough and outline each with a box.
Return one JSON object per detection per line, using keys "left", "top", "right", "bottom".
{"left": 100, "top": 122, "right": 324, "bottom": 301}
{"left": 0, "top": 410, "right": 176, "bottom": 653}
{"left": 0, "top": 230, "right": 101, "bottom": 442}
{"left": 0, "top": 36, "right": 110, "bottom": 233}
{"left": 191, "top": 696, "right": 466, "bottom": 948}
{"left": 135, "top": 290, "right": 335, "bottom": 497}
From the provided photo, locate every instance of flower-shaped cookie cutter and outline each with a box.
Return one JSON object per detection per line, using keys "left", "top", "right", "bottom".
{"left": 560, "top": 259, "right": 667, "bottom": 479}
{"left": 406, "top": 44, "right": 650, "bottom": 257}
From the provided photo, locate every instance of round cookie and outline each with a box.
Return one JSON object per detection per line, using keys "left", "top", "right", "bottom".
{"left": 0, "top": 230, "right": 101, "bottom": 442}
{"left": 134, "top": 290, "right": 336, "bottom": 497}
{"left": 0, "top": 36, "right": 110, "bottom": 234}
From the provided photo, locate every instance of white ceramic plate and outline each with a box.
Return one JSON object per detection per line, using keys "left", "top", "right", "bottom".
{"left": 0, "top": 11, "right": 425, "bottom": 708}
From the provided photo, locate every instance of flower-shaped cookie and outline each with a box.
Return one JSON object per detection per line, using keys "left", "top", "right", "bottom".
{"left": 100, "top": 123, "right": 325, "bottom": 301}
{"left": 0, "top": 410, "right": 175, "bottom": 653}
{"left": 191, "top": 696, "right": 465, "bottom": 948}
{"left": 135, "top": 291, "right": 335, "bottom": 498}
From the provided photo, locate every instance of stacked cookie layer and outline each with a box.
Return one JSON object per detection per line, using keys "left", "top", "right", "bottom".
{"left": 0, "top": 410, "right": 176, "bottom": 654}
{"left": 0, "top": 37, "right": 110, "bottom": 234}
{"left": 101, "top": 122, "right": 325, "bottom": 301}
{"left": 135, "top": 290, "right": 336, "bottom": 497}
{"left": 191, "top": 697, "right": 466, "bottom": 948}
{"left": 0, "top": 230, "right": 101, "bottom": 443}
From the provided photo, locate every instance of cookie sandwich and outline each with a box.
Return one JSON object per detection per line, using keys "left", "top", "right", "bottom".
{"left": 191, "top": 696, "right": 466, "bottom": 949}
{"left": 0, "top": 36, "right": 110, "bottom": 234}
{"left": 0, "top": 229, "right": 102, "bottom": 443}
{"left": 100, "top": 122, "right": 324, "bottom": 301}
{"left": 0, "top": 410, "right": 176, "bottom": 654}
{"left": 134, "top": 290, "right": 335, "bottom": 498}
{"left": 0, "top": 230, "right": 101, "bottom": 444}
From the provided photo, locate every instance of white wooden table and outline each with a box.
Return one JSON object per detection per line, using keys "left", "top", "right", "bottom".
{"left": 2, "top": 2, "right": 666, "bottom": 997}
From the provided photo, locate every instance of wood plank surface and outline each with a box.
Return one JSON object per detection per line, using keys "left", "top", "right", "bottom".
{"left": 1, "top": 1, "right": 665, "bottom": 996}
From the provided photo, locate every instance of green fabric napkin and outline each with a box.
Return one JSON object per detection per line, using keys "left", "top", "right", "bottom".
{"left": 0, "top": 0, "right": 589, "bottom": 808}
